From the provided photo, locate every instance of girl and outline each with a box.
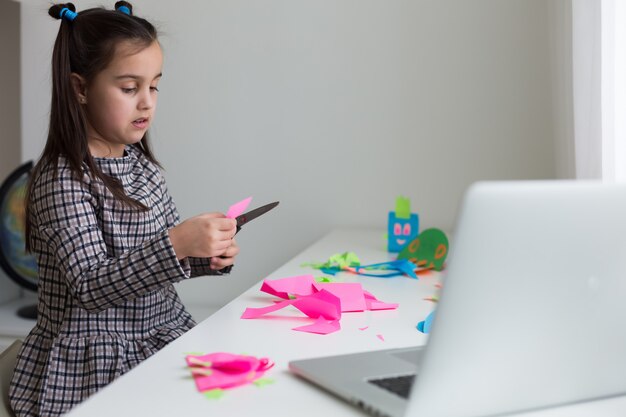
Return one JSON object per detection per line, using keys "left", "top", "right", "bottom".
{"left": 9, "top": 3, "right": 240, "bottom": 416}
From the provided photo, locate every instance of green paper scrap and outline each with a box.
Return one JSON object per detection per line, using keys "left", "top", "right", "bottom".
{"left": 395, "top": 196, "right": 411, "bottom": 219}
{"left": 253, "top": 377, "right": 276, "bottom": 387}
{"left": 301, "top": 252, "right": 361, "bottom": 270}
{"left": 329, "top": 252, "right": 360, "bottom": 268}
{"left": 204, "top": 389, "right": 224, "bottom": 400}
{"left": 183, "top": 352, "right": 206, "bottom": 356}
{"left": 315, "top": 277, "right": 335, "bottom": 283}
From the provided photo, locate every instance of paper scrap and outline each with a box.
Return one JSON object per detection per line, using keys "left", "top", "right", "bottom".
{"left": 313, "top": 282, "right": 367, "bottom": 312}
{"left": 290, "top": 289, "right": 342, "bottom": 320}
{"left": 293, "top": 317, "right": 341, "bottom": 335}
{"left": 226, "top": 197, "right": 252, "bottom": 219}
{"left": 204, "top": 389, "right": 224, "bottom": 399}
{"left": 352, "top": 259, "right": 418, "bottom": 279}
{"left": 304, "top": 253, "right": 418, "bottom": 279}
{"left": 240, "top": 299, "right": 294, "bottom": 319}
{"left": 242, "top": 275, "right": 399, "bottom": 335}
{"left": 253, "top": 377, "right": 275, "bottom": 387}
{"left": 186, "top": 352, "right": 274, "bottom": 393}
{"left": 363, "top": 290, "right": 399, "bottom": 310}
{"left": 417, "top": 310, "right": 436, "bottom": 334}
{"left": 260, "top": 274, "right": 317, "bottom": 299}
{"left": 242, "top": 289, "right": 341, "bottom": 320}
{"left": 376, "top": 334, "right": 385, "bottom": 342}
{"left": 301, "top": 252, "right": 360, "bottom": 271}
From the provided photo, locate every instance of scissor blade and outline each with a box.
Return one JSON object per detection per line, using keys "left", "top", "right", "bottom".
{"left": 236, "top": 201, "right": 279, "bottom": 230}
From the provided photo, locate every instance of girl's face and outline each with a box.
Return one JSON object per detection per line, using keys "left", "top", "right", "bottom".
{"left": 82, "top": 40, "right": 163, "bottom": 157}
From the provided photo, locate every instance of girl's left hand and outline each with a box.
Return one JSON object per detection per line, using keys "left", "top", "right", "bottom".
{"left": 210, "top": 238, "right": 240, "bottom": 270}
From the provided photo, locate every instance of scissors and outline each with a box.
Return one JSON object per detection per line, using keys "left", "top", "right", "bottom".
{"left": 233, "top": 201, "right": 279, "bottom": 235}
{"left": 219, "top": 201, "right": 279, "bottom": 273}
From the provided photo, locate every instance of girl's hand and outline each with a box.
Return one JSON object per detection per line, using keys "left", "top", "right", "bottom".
{"left": 210, "top": 238, "right": 240, "bottom": 270}
{"left": 168, "top": 213, "right": 237, "bottom": 260}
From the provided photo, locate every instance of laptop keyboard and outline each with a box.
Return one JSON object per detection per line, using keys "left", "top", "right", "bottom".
{"left": 368, "top": 374, "right": 416, "bottom": 399}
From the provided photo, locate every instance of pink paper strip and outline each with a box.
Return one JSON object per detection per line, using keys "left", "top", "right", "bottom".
{"left": 293, "top": 317, "right": 341, "bottom": 335}
{"left": 241, "top": 299, "right": 295, "bottom": 319}
{"left": 241, "top": 289, "right": 341, "bottom": 320}
{"left": 366, "top": 299, "right": 400, "bottom": 310}
{"left": 362, "top": 290, "right": 399, "bottom": 310}
{"left": 226, "top": 197, "right": 252, "bottom": 219}
{"left": 260, "top": 275, "right": 317, "bottom": 299}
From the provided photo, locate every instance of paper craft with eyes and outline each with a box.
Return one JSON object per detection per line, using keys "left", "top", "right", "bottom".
{"left": 387, "top": 196, "right": 419, "bottom": 252}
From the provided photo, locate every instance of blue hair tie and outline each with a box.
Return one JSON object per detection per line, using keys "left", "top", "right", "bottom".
{"left": 60, "top": 7, "right": 77, "bottom": 21}
{"left": 117, "top": 5, "right": 131, "bottom": 15}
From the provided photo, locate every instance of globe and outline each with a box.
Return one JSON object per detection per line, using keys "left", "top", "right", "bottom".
{"left": 0, "top": 161, "right": 38, "bottom": 318}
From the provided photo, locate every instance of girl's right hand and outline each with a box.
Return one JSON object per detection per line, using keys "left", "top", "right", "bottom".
{"left": 168, "top": 213, "right": 237, "bottom": 260}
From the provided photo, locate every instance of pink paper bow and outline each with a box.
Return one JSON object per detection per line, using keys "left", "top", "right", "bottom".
{"left": 186, "top": 352, "right": 274, "bottom": 392}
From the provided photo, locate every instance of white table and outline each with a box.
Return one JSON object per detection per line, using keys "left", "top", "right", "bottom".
{"left": 66, "top": 228, "right": 626, "bottom": 417}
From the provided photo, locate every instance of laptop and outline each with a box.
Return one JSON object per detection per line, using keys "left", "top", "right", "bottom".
{"left": 289, "top": 180, "right": 626, "bottom": 417}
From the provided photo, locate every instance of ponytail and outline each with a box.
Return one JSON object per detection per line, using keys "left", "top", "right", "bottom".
{"left": 115, "top": 1, "right": 133, "bottom": 15}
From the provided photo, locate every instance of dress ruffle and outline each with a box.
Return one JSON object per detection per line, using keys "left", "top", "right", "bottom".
{"left": 12, "top": 314, "right": 195, "bottom": 417}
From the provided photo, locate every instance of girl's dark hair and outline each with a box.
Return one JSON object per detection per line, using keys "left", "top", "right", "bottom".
{"left": 25, "top": 1, "right": 161, "bottom": 248}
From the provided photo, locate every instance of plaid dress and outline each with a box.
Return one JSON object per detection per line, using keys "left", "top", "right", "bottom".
{"left": 9, "top": 145, "right": 224, "bottom": 417}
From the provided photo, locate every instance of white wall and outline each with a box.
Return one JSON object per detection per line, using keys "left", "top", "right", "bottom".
{"left": 0, "top": 0, "right": 23, "bottom": 303}
{"left": 18, "top": 0, "right": 558, "bottom": 310}
{"left": 549, "top": 0, "right": 576, "bottom": 179}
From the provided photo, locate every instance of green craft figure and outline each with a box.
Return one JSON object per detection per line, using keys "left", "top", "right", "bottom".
{"left": 397, "top": 228, "right": 449, "bottom": 271}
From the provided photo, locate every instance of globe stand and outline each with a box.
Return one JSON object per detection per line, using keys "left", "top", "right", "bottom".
{"left": 16, "top": 304, "right": 37, "bottom": 320}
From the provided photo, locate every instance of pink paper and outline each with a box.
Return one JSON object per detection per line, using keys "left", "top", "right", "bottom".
{"left": 292, "top": 290, "right": 341, "bottom": 320}
{"left": 313, "top": 282, "right": 366, "bottom": 312}
{"left": 186, "top": 352, "right": 273, "bottom": 392}
{"left": 241, "top": 289, "right": 341, "bottom": 320}
{"left": 241, "top": 299, "right": 295, "bottom": 319}
{"left": 241, "top": 275, "right": 398, "bottom": 335}
{"left": 363, "top": 290, "right": 399, "bottom": 310}
{"left": 293, "top": 317, "right": 341, "bottom": 335}
{"left": 366, "top": 299, "right": 400, "bottom": 310}
{"left": 260, "top": 275, "right": 317, "bottom": 299}
{"left": 377, "top": 334, "right": 385, "bottom": 342}
{"left": 226, "top": 197, "right": 252, "bottom": 219}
